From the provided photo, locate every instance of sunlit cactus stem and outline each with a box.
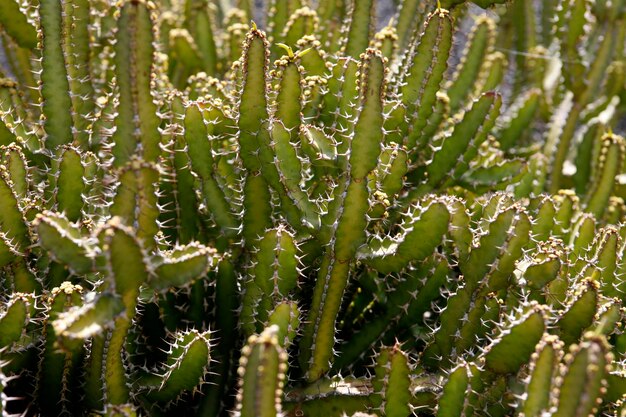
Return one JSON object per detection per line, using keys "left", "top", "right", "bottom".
{"left": 301, "top": 48, "right": 386, "bottom": 381}
{"left": 111, "top": 0, "right": 161, "bottom": 166}
{"left": 39, "top": 0, "right": 74, "bottom": 149}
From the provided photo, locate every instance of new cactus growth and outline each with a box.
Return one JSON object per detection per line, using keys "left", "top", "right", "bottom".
{"left": 0, "top": 0, "right": 625, "bottom": 416}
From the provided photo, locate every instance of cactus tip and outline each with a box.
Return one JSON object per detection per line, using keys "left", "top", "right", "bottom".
{"left": 297, "top": 47, "right": 313, "bottom": 58}
{"left": 276, "top": 43, "right": 295, "bottom": 58}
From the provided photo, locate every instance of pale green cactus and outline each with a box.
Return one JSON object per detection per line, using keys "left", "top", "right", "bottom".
{"left": 0, "top": 0, "right": 624, "bottom": 416}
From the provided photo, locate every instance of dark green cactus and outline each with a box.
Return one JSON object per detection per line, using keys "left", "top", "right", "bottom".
{"left": 0, "top": 0, "right": 625, "bottom": 416}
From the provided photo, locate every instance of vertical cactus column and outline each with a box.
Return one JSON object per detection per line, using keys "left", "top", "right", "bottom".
{"left": 100, "top": 220, "right": 149, "bottom": 406}
{"left": 237, "top": 26, "right": 273, "bottom": 247}
{"left": 236, "top": 325, "right": 288, "bottom": 417}
{"left": 63, "top": 0, "right": 95, "bottom": 148}
{"left": 399, "top": 7, "right": 453, "bottom": 154}
{"left": 184, "top": 102, "right": 238, "bottom": 238}
{"left": 371, "top": 343, "right": 412, "bottom": 417}
{"left": 39, "top": 0, "right": 74, "bottom": 148}
{"left": 342, "top": 0, "right": 376, "bottom": 58}
{"left": 111, "top": 0, "right": 161, "bottom": 166}
{"left": 584, "top": 132, "right": 625, "bottom": 218}
{"left": 300, "top": 48, "right": 386, "bottom": 381}
{"left": 0, "top": 1, "right": 37, "bottom": 50}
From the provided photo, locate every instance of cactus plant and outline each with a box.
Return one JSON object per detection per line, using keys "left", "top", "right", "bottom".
{"left": 0, "top": 0, "right": 625, "bottom": 416}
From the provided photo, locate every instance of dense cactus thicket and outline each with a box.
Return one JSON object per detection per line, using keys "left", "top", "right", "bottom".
{"left": 0, "top": 0, "right": 625, "bottom": 415}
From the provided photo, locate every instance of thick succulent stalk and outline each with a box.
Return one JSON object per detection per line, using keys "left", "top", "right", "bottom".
{"left": 0, "top": 0, "right": 37, "bottom": 50}
{"left": 371, "top": 344, "right": 411, "bottom": 417}
{"left": 399, "top": 7, "right": 453, "bottom": 153}
{"left": 551, "top": 334, "right": 613, "bottom": 416}
{"left": 111, "top": 0, "right": 161, "bottom": 166}
{"left": 546, "top": 13, "right": 623, "bottom": 192}
{"left": 100, "top": 220, "right": 149, "bottom": 405}
{"left": 138, "top": 330, "right": 213, "bottom": 404}
{"left": 437, "top": 363, "right": 472, "bottom": 417}
{"left": 63, "top": 0, "right": 95, "bottom": 148}
{"left": 0, "top": 293, "right": 31, "bottom": 349}
{"left": 236, "top": 325, "right": 288, "bottom": 417}
{"left": 417, "top": 92, "right": 502, "bottom": 193}
{"left": 39, "top": 0, "right": 74, "bottom": 149}
{"left": 444, "top": 16, "right": 495, "bottom": 113}
{"left": 237, "top": 26, "right": 273, "bottom": 247}
{"left": 343, "top": 0, "right": 376, "bottom": 58}
{"left": 37, "top": 282, "right": 85, "bottom": 416}
{"left": 584, "top": 132, "right": 625, "bottom": 218}
{"left": 518, "top": 336, "right": 564, "bottom": 417}
{"left": 184, "top": 0, "right": 218, "bottom": 75}
{"left": 110, "top": 159, "right": 160, "bottom": 251}
{"left": 240, "top": 225, "right": 299, "bottom": 336}
{"left": 184, "top": 103, "right": 238, "bottom": 238}
{"left": 300, "top": 49, "right": 386, "bottom": 381}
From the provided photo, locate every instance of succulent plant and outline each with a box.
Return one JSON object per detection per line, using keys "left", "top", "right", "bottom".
{"left": 0, "top": 0, "right": 625, "bottom": 416}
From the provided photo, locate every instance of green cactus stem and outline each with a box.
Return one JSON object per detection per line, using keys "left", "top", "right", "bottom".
{"left": 39, "top": 0, "right": 74, "bottom": 149}
{"left": 484, "top": 304, "right": 546, "bottom": 374}
{"left": 0, "top": 293, "right": 31, "bottom": 349}
{"left": 184, "top": 102, "right": 238, "bottom": 238}
{"left": 445, "top": 16, "right": 495, "bottom": 113}
{"left": 301, "top": 49, "right": 386, "bottom": 381}
{"left": 552, "top": 334, "right": 613, "bottom": 417}
{"left": 371, "top": 343, "right": 411, "bottom": 417}
{"left": 236, "top": 325, "right": 288, "bottom": 417}
{"left": 584, "top": 132, "right": 625, "bottom": 218}
{"left": 111, "top": 0, "right": 161, "bottom": 166}
{"left": 0, "top": 1, "right": 37, "bottom": 49}
{"left": 139, "top": 330, "right": 213, "bottom": 403}
{"left": 400, "top": 7, "right": 453, "bottom": 152}
{"left": 343, "top": 0, "right": 376, "bottom": 58}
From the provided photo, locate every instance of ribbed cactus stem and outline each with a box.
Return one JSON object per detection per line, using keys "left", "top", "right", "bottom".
{"left": 237, "top": 27, "right": 275, "bottom": 247}
{"left": 445, "top": 16, "right": 495, "bottom": 112}
{"left": 37, "top": 282, "right": 84, "bottom": 416}
{"left": 34, "top": 211, "right": 97, "bottom": 274}
{"left": 301, "top": 49, "right": 386, "bottom": 381}
{"left": 0, "top": 1, "right": 625, "bottom": 415}
{"left": 39, "top": 0, "right": 74, "bottom": 149}
{"left": 400, "top": 7, "right": 453, "bottom": 152}
{"left": 0, "top": 1, "right": 37, "bottom": 49}
{"left": 585, "top": 132, "right": 625, "bottom": 218}
{"left": 0, "top": 293, "right": 31, "bottom": 349}
{"left": 484, "top": 304, "right": 547, "bottom": 374}
{"left": 437, "top": 363, "right": 471, "bottom": 417}
{"left": 63, "top": 0, "right": 94, "bottom": 148}
{"left": 343, "top": 0, "right": 376, "bottom": 58}
{"left": 54, "top": 146, "right": 86, "bottom": 222}
{"left": 141, "top": 330, "right": 213, "bottom": 403}
{"left": 236, "top": 325, "right": 288, "bottom": 417}
{"left": 552, "top": 334, "right": 612, "bottom": 416}
{"left": 101, "top": 219, "right": 149, "bottom": 405}
{"left": 372, "top": 343, "right": 411, "bottom": 417}
{"left": 519, "top": 335, "right": 564, "bottom": 417}
{"left": 184, "top": 103, "right": 238, "bottom": 237}
{"left": 110, "top": 159, "right": 160, "bottom": 251}
{"left": 111, "top": 0, "right": 161, "bottom": 166}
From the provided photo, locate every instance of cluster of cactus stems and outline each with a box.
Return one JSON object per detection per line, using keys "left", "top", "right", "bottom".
{"left": 0, "top": 0, "right": 626, "bottom": 415}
